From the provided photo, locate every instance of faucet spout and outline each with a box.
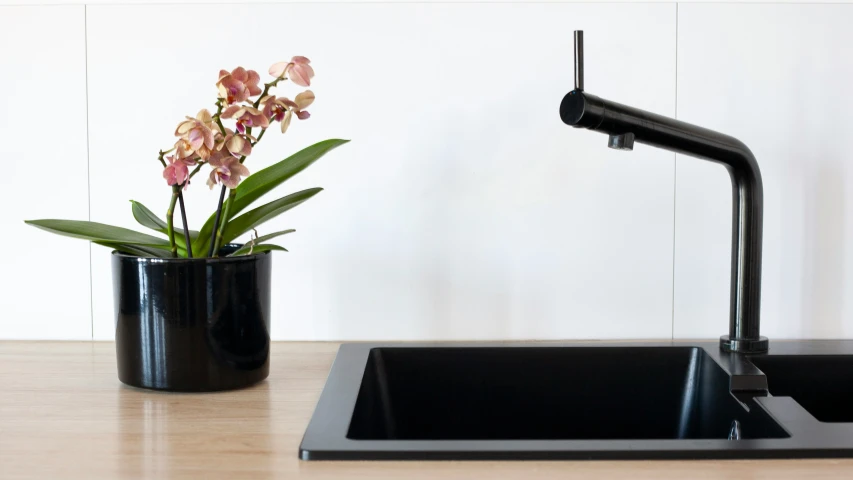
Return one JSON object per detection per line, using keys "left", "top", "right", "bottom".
{"left": 561, "top": 32, "right": 768, "bottom": 354}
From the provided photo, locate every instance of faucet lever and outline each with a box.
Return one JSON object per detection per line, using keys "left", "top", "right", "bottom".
{"left": 574, "top": 30, "right": 584, "bottom": 91}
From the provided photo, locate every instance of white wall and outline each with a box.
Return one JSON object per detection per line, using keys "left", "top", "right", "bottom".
{"left": 674, "top": 3, "right": 853, "bottom": 339}
{"left": 0, "top": 2, "right": 850, "bottom": 341}
{"left": 0, "top": 6, "right": 92, "bottom": 340}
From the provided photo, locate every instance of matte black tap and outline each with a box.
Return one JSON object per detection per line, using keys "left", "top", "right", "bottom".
{"left": 561, "top": 31, "right": 768, "bottom": 354}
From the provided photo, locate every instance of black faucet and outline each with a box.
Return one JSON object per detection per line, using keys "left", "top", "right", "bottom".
{"left": 560, "top": 31, "right": 768, "bottom": 354}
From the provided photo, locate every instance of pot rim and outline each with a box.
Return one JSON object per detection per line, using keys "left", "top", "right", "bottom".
{"left": 111, "top": 243, "right": 271, "bottom": 264}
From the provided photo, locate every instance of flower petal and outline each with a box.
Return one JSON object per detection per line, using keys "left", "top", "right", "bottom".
{"left": 261, "top": 98, "right": 277, "bottom": 117}
{"left": 207, "top": 170, "right": 219, "bottom": 189}
{"left": 188, "top": 129, "right": 204, "bottom": 150}
{"left": 196, "top": 109, "right": 212, "bottom": 124}
{"left": 226, "top": 134, "right": 246, "bottom": 155}
{"left": 231, "top": 162, "right": 250, "bottom": 178}
{"left": 222, "top": 175, "right": 240, "bottom": 189}
{"left": 207, "top": 152, "right": 223, "bottom": 167}
{"left": 203, "top": 128, "right": 215, "bottom": 149}
{"left": 289, "top": 63, "right": 314, "bottom": 87}
{"left": 295, "top": 110, "right": 310, "bottom": 120}
{"left": 269, "top": 62, "right": 287, "bottom": 78}
{"left": 294, "top": 90, "right": 315, "bottom": 109}
{"left": 221, "top": 105, "right": 242, "bottom": 118}
{"left": 291, "top": 56, "right": 310, "bottom": 65}
{"left": 175, "top": 119, "right": 193, "bottom": 136}
{"left": 281, "top": 109, "right": 293, "bottom": 133}
{"left": 217, "top": 83, "right": 230, "bottom": 100}
{"left": 252, "top": 112, "right": 270, "bottom": 128}
{"left": 163, "top": 166, "right": 176, "bottom": 185}
{"left": 232, "top": 67, "right": 248, "bottom": 82}
{"left": 246, "top": 70, "right": 262, "bottom": 95}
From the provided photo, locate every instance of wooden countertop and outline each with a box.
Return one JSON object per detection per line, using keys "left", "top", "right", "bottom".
{"left": 2, "top": 341, "right": 853, "bottom": 479}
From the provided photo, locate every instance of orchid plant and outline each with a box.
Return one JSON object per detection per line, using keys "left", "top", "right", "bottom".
{"left": 26, "top": 57, "right": 348, "bottom": 258}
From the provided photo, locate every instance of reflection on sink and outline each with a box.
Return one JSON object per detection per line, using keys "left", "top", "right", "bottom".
{"left": 348, "top": 347, "right": 787, "bottom": 440}
{"left": 750, "top": 355, "right": 853, "bottom": 423}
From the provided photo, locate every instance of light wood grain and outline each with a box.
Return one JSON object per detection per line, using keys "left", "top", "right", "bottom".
{"left": 2, "top": 341, "right": 853, "bottom": 479}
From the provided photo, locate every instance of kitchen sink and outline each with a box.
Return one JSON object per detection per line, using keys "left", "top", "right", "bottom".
{"left": 347, "top": 347, "right": 785, "bottom": 441}
{"left": 300, "top": 342, "right": 853, "bottom": 460}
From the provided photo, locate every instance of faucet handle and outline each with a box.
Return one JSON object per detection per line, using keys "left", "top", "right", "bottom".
{"left": 574, "top": 30, "right": 584, "bottom": 91}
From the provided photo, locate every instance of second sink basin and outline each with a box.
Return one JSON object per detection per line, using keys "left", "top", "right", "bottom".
{"left": 750, "top": 355, "right": 853, "bottom": 423}
{"left": 348, "top": 346, "right": 786, "bottom": 441}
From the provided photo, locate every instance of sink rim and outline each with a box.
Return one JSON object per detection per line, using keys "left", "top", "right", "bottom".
{"left": 300, "top": 341, "right": 853, "bottom": 460}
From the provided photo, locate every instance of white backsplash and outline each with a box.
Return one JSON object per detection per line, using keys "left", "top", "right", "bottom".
{"left": 0, "top": 2, "right": 850, "bottom": 340}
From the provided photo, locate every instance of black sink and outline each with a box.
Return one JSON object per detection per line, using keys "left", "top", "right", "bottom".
{"left": 348, "top": 347, "right": 785, "bottom": 441}
{"left": 750, "top": 355, "right": 853, "bottom": 423}
{"left": 300, "top": 342, "right": 853, "bottom": 460}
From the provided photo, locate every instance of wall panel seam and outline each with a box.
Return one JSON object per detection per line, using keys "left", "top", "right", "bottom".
{"left": 84, "top": 5, "right": 94, "bottom": 340}
{"left": 671, "top": 1, "right": 679, "bottom": 340}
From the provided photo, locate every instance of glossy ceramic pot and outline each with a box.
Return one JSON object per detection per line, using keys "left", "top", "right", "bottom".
{"left": 112, "top": 245, "right": 272, "bottom": 392}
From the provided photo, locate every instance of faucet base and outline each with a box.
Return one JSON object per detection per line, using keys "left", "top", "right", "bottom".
{"left": 720, "top": 335, "right": 769, "bottom": 354}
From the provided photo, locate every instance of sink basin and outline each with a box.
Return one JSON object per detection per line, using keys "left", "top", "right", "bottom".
{"left": 301, "top": 342, "right": 853, "bottom": 460}
{"left": 750, "top": 355, "right": 853, "bottom": 423}
{"left": 348, "top": 347, "right": 785, "bottom": 441}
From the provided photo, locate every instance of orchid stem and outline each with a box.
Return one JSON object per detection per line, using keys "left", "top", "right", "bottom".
{"left": 167, "top": 186, "right": 180, "bottom": 258}
{"left": 213, "top": 99, "right": 227, "bottom": 134}
{"left": 213, "top": 191, "right": 235, "bottom": 256}
{"left": 177, "top": 189, "right": 193, "bottom": 259}
{"left": 253, "top": 128, "right": 266, "bottom": 146}
{"left": 208, "top": 185, "right": 227, "bottom": 257}
{"left": 253, "top": 82, "right": 275, "bottom": 109}
{"left": 157, "top": 149, "right": 171, "bottom": 168}
{"left": 187, "top": 161, "right": 205, "bottom": 180}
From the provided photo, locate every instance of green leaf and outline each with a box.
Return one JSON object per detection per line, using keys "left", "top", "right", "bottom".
{"left": 130, "top": 200, "right": 198, "bottom": 249}
{"left": 93, "top": 241, "right": 173, "bottom": 258}
{"left": 130, "top": 200, "right": 167, "bottom": 231}
{"left": 228, "top": 244, "right": 287, "bottom": 256}
{"left": 192, "top": 138, "right": 349, "bottom": 254}
{"left": 233, "top": 139, "right": 348, "bottom": 212}
{"left": 227, "top": 229, "right": 294, "bottom": 256}
{"left": 221, "top": 189, "right": 321, "bottom": 245}
{"left": 25, "top": 220, "right": 171, "bottom": 247}
{"left": 241, "top": 228, "right": 296, "bottom": 246}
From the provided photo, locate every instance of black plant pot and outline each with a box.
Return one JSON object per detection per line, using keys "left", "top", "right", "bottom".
{"left": 112, "top": 245, "right": 272, "bottom": 392}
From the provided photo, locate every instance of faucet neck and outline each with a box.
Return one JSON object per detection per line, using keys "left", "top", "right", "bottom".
{"left": 561, "top": 90, "right": 768, "bottom": 354}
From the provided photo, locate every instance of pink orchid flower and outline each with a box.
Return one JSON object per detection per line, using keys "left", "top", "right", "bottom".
{"left": 216, "top": 67, "right": 262, "bottom": 105}
{"left": 213, "top": 128, "right": 253, "bottom": 158}
{"left": 260, "top": 90, "right": 314, "bottom": 133}
{"left": 163, "top": 155, "right": 189, "bottom": 187}
{"left": 221, "top": 105, "right": 270, "bottom": 134}
{"left": 268, "top": 56, "right": 314, "bottom": 87}
{"left": 174, "top": 109, "right": 215, "bottom": 160}
{"left": 207, "top": 153, "right": 250, "bottom": 190}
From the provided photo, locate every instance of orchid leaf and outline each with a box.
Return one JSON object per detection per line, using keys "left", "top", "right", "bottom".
{"left": 192, "top": 139, "right": 348, "bottom": 254}
{"left": 228, "top": 244, "right": 287, "bottom": 256}
{"left": 130, "top": 200, "right": 198, "bottom": 249}
{"left": 94, "top": 241, "right": 173, "bottom": 258}
{"left": 221, "top": 189, "right": 321, "bottom": 245}
{"left": 25, "top": 220, "right": 171, "bottom": 247}
{"left": 227, "top": 230, "right": 294, "bottom": 256}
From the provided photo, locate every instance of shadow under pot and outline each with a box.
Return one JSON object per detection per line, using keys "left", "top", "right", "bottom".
{"left": 112, "top": 244, "right": 272, "bottom": 392}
